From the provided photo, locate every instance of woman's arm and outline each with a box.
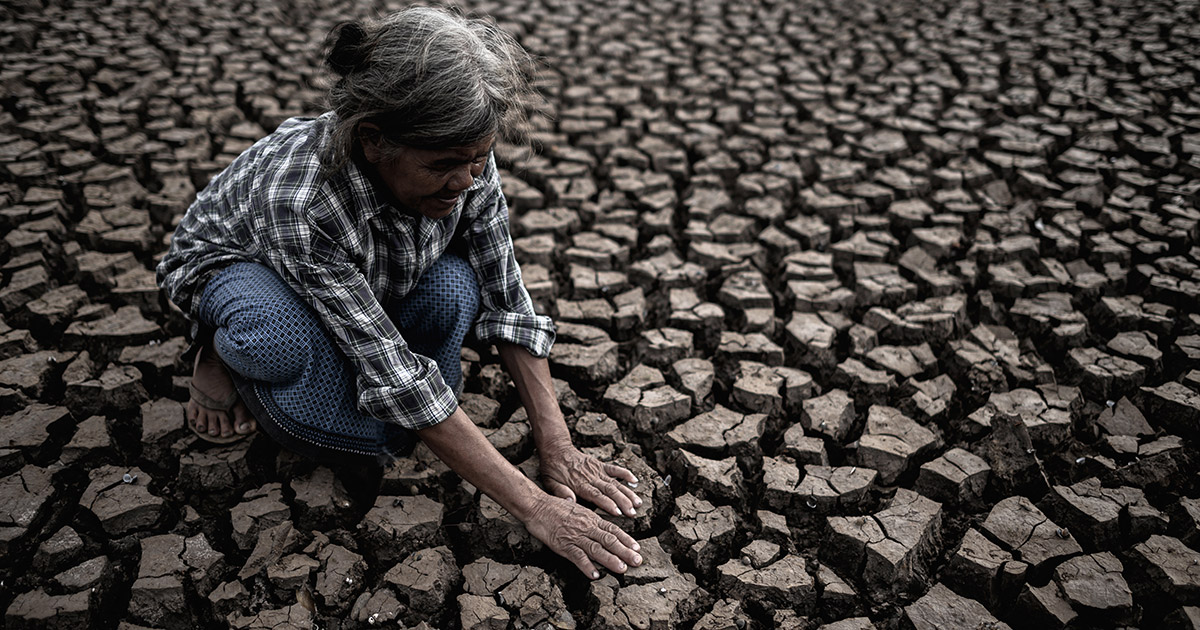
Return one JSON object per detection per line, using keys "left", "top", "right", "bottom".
{"left": 455, "top": 156, "right": 641, "bottom": 569}
{"left": 497, "top": 342, "right": 642, "bottom": 519}
{"left": 416, "top": 407, "right": 642, "bottom": 578}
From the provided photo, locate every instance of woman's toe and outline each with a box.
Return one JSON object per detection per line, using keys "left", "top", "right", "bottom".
{"left": 233, "top": 404, "right": 256, "bottom": 434}
{"left": 188, "top": 402, "right": 203, "bottom": 431}
{"left": 208, "top": 413, "right": 223, "bottom": 436}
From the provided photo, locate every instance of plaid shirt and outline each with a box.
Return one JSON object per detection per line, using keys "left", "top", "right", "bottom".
{"left": 157, "top": 113, "right": 555, "bottom": 430}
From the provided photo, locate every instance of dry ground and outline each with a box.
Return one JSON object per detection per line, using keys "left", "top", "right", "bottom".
{"left": 1, "top": 0, "right": 1200, "bottom": 628}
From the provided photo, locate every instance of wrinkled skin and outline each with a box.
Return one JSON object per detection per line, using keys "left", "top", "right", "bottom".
{"left": 524, "top": 492, "right": 642, "bottom": 578}
{"left": 539, "top": 444, "right": 642, "bottom": 519}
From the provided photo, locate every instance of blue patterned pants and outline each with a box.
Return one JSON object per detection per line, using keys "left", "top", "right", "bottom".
{"left": 194, "top": 255, "right": 479, "bottom": 465}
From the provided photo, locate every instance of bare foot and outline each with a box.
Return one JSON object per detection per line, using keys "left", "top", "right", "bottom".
{"left": 188, "top": 345, "right": 257, "bottom": 440}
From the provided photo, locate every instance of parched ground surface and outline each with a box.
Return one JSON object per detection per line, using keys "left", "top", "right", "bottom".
{"left": 2, "top": 0, "right": 1200, "bottom": 628}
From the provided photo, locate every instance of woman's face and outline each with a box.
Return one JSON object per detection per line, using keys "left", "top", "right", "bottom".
{"left": 361, "top": 125, "right": 494, "bottom": 220}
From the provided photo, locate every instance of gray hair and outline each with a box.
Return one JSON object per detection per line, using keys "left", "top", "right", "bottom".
{"left": 321, "top": 6, "right": 534, "bottom": 172}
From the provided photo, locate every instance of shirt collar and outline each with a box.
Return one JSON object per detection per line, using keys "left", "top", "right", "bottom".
{"left": 345, "top": 155, "right": 392, "bottom": 222}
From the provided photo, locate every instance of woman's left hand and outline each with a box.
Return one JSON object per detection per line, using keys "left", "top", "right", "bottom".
{"left": 539, "top": 444, "right": 643, "bottom": 518}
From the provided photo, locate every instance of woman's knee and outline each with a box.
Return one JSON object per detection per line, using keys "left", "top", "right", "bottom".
{"left": 215, "top": 311, "right": 316, "bottom": 383}
{"left": 420, "top": 255, "right": 480, "bottom": 324}
{"left": 203, "top": 263, "right": 321, "bottom": 382}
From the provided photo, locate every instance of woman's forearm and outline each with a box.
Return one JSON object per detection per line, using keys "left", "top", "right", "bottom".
{"left": 416, "top": 406, "right": 544, "bottom": 520}
{"left": 497, "top": 342, "right": 572, "bottom": 454}
{"left": 441, "top": 344, "right": 643, "bottom": 576}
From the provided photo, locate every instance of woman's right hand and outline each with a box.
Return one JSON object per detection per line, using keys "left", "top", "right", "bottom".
{"left": 523, "top": 493, "right": 643, "bottom": 579}
{"left": 415, "top": 408, "right": 642, "bottom": 579}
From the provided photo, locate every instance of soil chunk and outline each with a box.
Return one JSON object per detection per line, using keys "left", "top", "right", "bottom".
{"left": 853, "top": 405, "right": 940, "bottom": 485}
{"left": 915, "top": 447, "right": 990, "bottom": 505}
{"left": 980, "top": 496, "right": 1082, "bottom": 572}
{"left": 5, "top": 590, "right": 92, "bottom": 629}
{"left": 1128, "top": 535, "right": 1200, "bottom": 605}
{"left": 801, "top": 389, "right": 857, "bottom": 443}
{"left": 1039, "top": 477, "right": 1165, "bottom": 550}
{"left": 824, "top": 488, "right": 942, "bottom": 601}
{"left": 942, "top": 527, "right": 1027, "bottom": 607}
{"left": 360, "top": 495, "right": 444, "bottom": 567}
{"left": 230, "top": 483, "right": 289, "bottom": 552}
{"left": 662, "top": 492, "right": 739, "bottom": 574}
{"left": 904, "top": 583, "right": 1012, "bottom": 630}
{"left": 78, "top": 465, "right": 163, "bottom": 536}
{"left": 1053, "top": 552, "right": 1133, "bottom": 620}
{"left": 587, "top": 572, "right": 711, "bottom": 630}
{"left": 717, "top": 552, "right": 815, "bottom": 613}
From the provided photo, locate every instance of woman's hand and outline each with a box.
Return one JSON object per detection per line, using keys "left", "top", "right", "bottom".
{"left": 524, "top": 492, "right": 642, "bottom": 579}
{"left": 539, "top": 443, "right": 643, "bottom": 519}
{"left": 418, "top": 409, "right": 642, "bottom": 580}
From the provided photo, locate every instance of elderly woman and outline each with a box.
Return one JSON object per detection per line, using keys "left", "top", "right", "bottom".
{"left": 157, "top": 7, "right": 642, "bottom": 579}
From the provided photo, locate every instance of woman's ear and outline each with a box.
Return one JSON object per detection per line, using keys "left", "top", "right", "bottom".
{"left": 358, "top": 121, "right": 384, "bottom": 164}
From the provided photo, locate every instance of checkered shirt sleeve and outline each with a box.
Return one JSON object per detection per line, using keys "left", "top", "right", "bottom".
{"left": 463, "top": 159, "right": 556, "bottom": 358}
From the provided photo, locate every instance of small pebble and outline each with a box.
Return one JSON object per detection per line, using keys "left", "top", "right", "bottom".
{"left": 297, "top": 588, "right": 315, "bottom": 612}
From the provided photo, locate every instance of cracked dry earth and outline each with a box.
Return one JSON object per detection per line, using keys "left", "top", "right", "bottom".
{"left": 2, "top": 0, "right": 1200, "bottom": 627}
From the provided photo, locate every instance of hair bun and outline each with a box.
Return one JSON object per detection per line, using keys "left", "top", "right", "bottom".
{"left": 326, "top": 22, "right": 368, "bottom": 77}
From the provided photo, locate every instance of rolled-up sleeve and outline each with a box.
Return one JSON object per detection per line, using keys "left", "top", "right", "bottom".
{"left": 259, "top": 201, "right": 457, "bottom": 431}
{"left": 463, "top": 157, "right": 556, "bottom": 357}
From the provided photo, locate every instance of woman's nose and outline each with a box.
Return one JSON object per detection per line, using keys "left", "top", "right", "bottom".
{"left": 448, "top": 165, "right": 474, "bottom": 191}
